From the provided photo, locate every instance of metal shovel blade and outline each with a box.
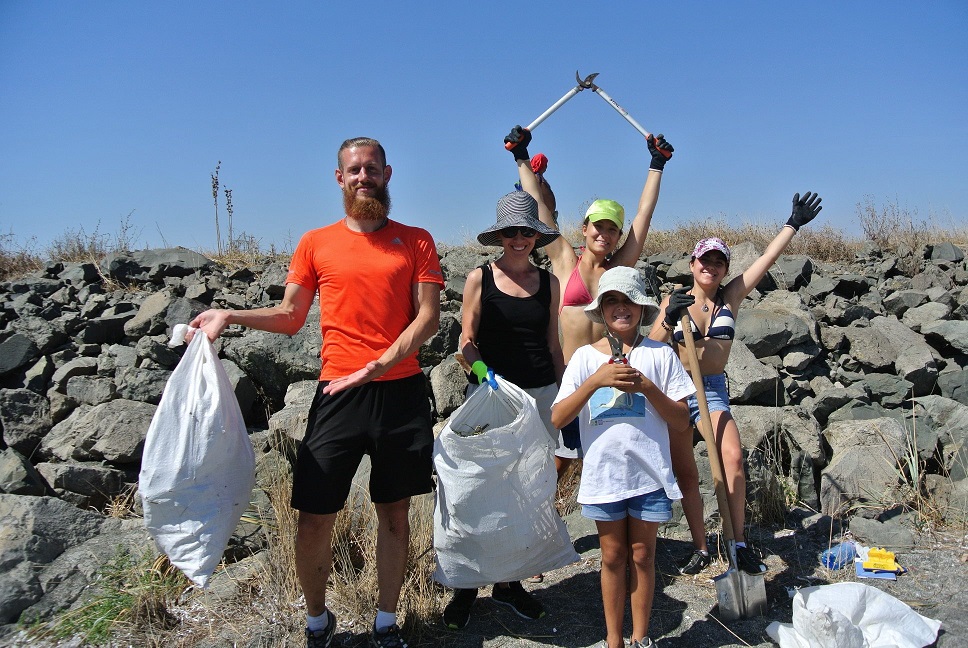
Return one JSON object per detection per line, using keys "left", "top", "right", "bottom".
{"left": 714, "top": 565, "right": 768, "bottom": 621}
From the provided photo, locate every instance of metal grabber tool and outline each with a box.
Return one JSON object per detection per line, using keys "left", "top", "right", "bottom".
{"left": 504, "top": 71, "right": 600, "bottom": 150}
{"left": 576, "top": 71, "right": 672, "bottom": 161}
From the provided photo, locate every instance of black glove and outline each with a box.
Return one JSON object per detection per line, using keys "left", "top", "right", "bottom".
{"left": 787, "top": 191, "right": 823, "bottom": 231}
{"left": 664, "top": 286, "right": 694, "bottom": 327}
{"left": 647, "top": 133, "right": 674, "bottom": 170}
{"left": 505, "top": 125, "right": 532, "bottom": 162}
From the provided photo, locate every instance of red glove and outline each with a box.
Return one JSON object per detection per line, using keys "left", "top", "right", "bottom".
{"left": 530, "top": 153, "right": 548, "bottom": 175}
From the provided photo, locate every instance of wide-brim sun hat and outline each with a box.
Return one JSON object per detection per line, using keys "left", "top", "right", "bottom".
{"left": 692, "top": 237, "right": 731, "bottom": 262}
{"left": 477, "top": 190, "right": 560, "bottom": 248}
{"left": 584, "top": 266, "right": 660, "bottom": 325}
{"left": 584, "top": 199, "right": 625, "bottom": 230}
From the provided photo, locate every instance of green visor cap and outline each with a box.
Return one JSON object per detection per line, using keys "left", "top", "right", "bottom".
{"left": 585, "top": 199, "right": 625, "bottom": 230}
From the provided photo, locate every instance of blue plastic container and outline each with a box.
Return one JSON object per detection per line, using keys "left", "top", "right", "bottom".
{"left": 820, "top": 541, "right": 856, "bottom": 569}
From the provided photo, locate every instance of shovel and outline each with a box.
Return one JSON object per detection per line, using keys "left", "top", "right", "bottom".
{"left": 678, "top": 315, "right": 767, "bottom": 620}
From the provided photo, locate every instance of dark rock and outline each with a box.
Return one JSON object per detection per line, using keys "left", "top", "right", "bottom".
{"left": 65, "top": 375, "right": 116, "bottom": 405}
{"left": 911, "top": 264, "right": 954, "bottom": 292}
{"left": 937, "top": 369, "right": 968, "bottom": 406}
{"left": 123, "top": 290, "right": 174, "bottom": 337}
{"left": 848, "top": 515, "right": 916, "bottom": 550}
{"left": 58, "top": 262, "right": 100, "bottom": 285}
{"left": 0, "top": 388, "right": 52, "bottom": 456}
{"left": 772, "top": 255, "right": 813, "bottom": 290}
{"left": 114, "top": 367, "right": 171, "bottom": 404}
{"left": 820, "top": 417, "right": 907, "bottom": 515}
{"left": 723, "top": 340, "right": 780, "bottom": 402}
{"left": 0, "top": 334, "right": 39, "bottom": 378}
{"left": 49, "top": 357, "right": 98, "bottom": 393}
{"left": 76, "top": 312, "right": 133, "bottom": 345}
{"left": 134, "top": 335, "right": 183, "bottom": 368}
{"left": 0, "top": 448, "right": 49, "bottom": 496}
{"left": 34, "top": 462, "right": 131, "bottom": 510}
{"left": 928, "top": 242, "right": 965, "bottom": 263}
{"left": 0, "top": 494, "right": 107, "bottom": 623}
{"left": 419, "top": 312, "right": 461, "bottom": 368}
{"left": 41, "top": 399, "right": 156, "bottom": 465}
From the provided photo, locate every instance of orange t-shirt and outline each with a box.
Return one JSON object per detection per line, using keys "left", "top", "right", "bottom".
{"left": 285, "top": 219, "right": 444, "bottom": 382}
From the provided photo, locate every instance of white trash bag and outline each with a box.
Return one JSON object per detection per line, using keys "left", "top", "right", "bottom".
{"left": 139, "top": 324, "right": 256, "bottom": 588}
{"left": 766, "top": 582, "right": 941, "bottom": 648}
{"left": 433, "top": 375, "right": 579, "bottom": 588}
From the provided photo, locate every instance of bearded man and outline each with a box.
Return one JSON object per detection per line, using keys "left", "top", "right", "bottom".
{"left": 190, "top": 137, "right": 444, "bottom": 648}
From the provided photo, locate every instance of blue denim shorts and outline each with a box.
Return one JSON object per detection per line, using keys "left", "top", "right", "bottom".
{"left": 687, "top": 373, "right": 731, "bottom": 425}
{"left": 581, "top": 488, "right": 673, "bottom": 523}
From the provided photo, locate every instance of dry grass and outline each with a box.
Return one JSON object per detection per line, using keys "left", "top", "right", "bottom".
{"left": 0, "top": 230, "right": 43, "bottom": 281}
{"left": 554, "top": 215, "right": 857, "bottom": 264}
{"left": 328, "top": 489, "right": 442, "bottom": 640}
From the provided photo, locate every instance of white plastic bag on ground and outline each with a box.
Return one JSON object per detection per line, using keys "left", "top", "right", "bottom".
{"left": 766, "top": 582, "right": 941, "bottom": 648}
{"left": 139, "top": 324, "right": 255, "bottom": 588}
{"left": 433, "top": 375, "right": 579, "bottom": 588}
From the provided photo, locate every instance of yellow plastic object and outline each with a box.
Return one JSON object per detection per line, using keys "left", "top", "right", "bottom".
{"left": 862, "top": 547, "right": 900, "bottom": 571}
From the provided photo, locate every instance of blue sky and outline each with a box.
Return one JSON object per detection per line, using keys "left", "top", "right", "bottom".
{"left": 1, "top": 2, "right": 965, "bottom": 253}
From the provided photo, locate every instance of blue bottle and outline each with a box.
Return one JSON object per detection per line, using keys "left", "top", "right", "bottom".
{"left": 820, "top": 541, "right": 856, "bottom": 569}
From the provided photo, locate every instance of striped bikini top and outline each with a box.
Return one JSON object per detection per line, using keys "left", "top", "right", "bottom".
{"left": 672, "top": 296, "right": 736, "bottom": 342}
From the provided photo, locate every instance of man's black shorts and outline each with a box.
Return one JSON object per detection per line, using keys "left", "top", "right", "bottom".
{"left": 290, "top": 373, "right": 434, "bottom": 515}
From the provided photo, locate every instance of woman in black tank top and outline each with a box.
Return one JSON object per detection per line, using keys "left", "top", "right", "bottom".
{"left": 444, "top": 190, "right": 565, "bottom": 628}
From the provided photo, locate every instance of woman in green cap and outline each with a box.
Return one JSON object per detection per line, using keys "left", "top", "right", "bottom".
{"left": 504, "top": 125, "right": 674, "bottom": 478}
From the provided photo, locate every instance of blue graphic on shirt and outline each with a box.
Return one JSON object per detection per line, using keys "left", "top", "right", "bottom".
{"left": 589, "top": 387, "right": 647, "bottom": 425}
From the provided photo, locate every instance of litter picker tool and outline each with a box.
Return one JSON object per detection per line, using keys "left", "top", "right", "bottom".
{"left": 504, "top": 71, "right": 600, "bottom": 151}
{"left": 577, "top": 71, "right": 673, "bottom": 161}
{"left": 678, "top": 315, "right": 768, "bottom": 620}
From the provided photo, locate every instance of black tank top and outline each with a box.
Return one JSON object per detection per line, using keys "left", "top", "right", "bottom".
{"left": 472, "top": 263, "right": 556, "bottom": 388}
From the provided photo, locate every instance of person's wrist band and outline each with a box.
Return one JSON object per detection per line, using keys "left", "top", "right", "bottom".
{"left": 660, "top": 320, "right": 674, "bottom": 332}
{"left": 649, "top": 167, "right": 663, "bottom": 173}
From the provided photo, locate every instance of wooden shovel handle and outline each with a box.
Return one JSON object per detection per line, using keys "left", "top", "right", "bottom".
{"left": 679, "top": 315, "right": 737, "bottom": 545}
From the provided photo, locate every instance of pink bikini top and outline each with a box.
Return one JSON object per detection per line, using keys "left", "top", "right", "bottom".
{"left": 560, "top": 253, "right": 610, "bottom": 311}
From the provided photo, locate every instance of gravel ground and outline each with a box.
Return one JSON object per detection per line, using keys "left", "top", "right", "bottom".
{"left": 6, "top": 508, "right": 962, "bottom": 648}
{"left": 324, "top": 509, "right": 967, "bottom": 648}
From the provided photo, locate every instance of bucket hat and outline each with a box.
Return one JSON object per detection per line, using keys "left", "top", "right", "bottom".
{"left": 692, "top": 237, "right": 731, "bottom": 262}
{"left": 584, "top": 199, "right": 625, "bottom": 230}
{"left": 584, "top": 266, "right": 660, "bottom": 325}
{"left": 478, "top": 191, "right": 560, "bottom": 248}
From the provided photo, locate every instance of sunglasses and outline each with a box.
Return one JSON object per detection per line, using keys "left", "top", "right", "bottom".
{"left": 500, "top": 227, "right": 537, "bottom": 238}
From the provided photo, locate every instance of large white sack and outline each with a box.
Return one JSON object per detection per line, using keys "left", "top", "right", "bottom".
{"left": 433, "top": 375, "right": 579, "bottom": 588}
{"left": 766, "top": 582, "right": 941, "bottom": 648}
{"left": 139, "top": 324, "right": 255, "bottom": 588}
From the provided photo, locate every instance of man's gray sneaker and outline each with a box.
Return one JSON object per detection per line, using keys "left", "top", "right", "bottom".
{"left": 370, "top": 623, "right": 409, "bottom": 648}
{"left": 306, "top": 608, "right": 336, "bottom": 648}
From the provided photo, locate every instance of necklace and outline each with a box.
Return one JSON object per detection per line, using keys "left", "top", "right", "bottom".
{"left": 692, "top": 290, "right": 712, "bottom": 312}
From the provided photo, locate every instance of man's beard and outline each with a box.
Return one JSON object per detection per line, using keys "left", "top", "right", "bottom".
{"left": 343, "top": 184, "right": 391, "bottom": 222}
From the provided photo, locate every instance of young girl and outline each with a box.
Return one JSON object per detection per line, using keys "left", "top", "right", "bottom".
{"left": 551, "top": 266, "right": 695, "bottom": 648}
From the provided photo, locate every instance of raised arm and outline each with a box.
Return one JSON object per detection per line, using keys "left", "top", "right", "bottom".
{"left": 724, "top": 191, "right": 823, "bottom": 303}
{"left": 505, "top": 126, "right": 577, "bottom": 270}
{"left": 547, "top": 274, "right": 565, "bottom": 384}
{"left": 611, "top": 134, "right": 674, "bottom": 267}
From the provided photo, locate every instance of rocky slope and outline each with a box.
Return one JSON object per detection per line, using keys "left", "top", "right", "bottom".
{"left": 1, "top": 241, "right": 967, "bottom": 645}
